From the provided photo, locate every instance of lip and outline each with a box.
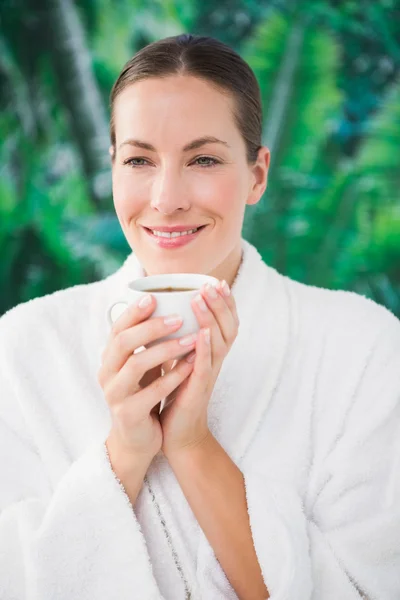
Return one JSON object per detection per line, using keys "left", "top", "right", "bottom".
{"left": 142, "top": 225, "right": 207, "bottom": 249}
{"left": 143, "top": 224, "right": 206, "bottom": 233}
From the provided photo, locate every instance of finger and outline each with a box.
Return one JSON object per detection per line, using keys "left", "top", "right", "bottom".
{"left": 197, "top": 327, "right": 212, "bottom": 373}
{"left": 108, "top": 358, "right": 194, "bottom": 424}
{"left": 143, "top": 365, "right": 163, "bottom": 418}
{"left": 101, "top": 333, "right": 198, "bottom": 396}
{"left": 136, "top": 357, "right": 195, "bottom": 415}
{"left": 110, "top": 294, "right": 156, "bottom": 337}
{"left": 191, "top": 287, "right": 225, "bottom": 360}
{"left": 103, "top": 313, "right": 185, "bottom": 378}
{"left": 161, "top": 358, "right": 178, "bottom": 375}
{"left": 102, "top": 294, "right": 156, "bottom": 364}
{"left": 201, "top": 282, "right": 237, "bottom": 347}
{"left": 211, "top": 280, "right": 239, "bottom": 338}
{"left": 216, "top": 280, "right": 240, "bottom": 328}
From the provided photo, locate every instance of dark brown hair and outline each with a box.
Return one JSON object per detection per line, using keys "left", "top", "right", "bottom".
{"left": 109, "top": 33, "right": 263, "bottom": 164}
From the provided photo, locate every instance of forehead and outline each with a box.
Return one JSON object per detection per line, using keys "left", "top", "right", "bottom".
{"left": 113, "top": 75, "right": 240, "bottom": 144}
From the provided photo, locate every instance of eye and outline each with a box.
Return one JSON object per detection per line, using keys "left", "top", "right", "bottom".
{"left": 122, "top": 155, "right": 222, "bottom": 168}
{"left": 123, "top": 157, "right": 149, "bottom": 167}
{"left": 193, "top": 156, "right": 221, "bottom": 167}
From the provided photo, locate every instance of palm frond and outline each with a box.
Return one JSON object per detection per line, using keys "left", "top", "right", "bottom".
{"left": 309, "top": 80, "right": 400, "bottom": 314}
{"left": 242, "top": 11, "right": 342, "bottom": 270}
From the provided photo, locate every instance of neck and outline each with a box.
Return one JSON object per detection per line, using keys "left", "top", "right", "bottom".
{"left": 207, "top": 242, "right": 243, "bottom": 289}
{"left": 141, "top": 241, "right": 244, "bottom": 289}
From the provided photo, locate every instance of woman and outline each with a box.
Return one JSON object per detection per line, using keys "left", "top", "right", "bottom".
{"left": 0, "top": 34, "right": 399, "bottom": 600}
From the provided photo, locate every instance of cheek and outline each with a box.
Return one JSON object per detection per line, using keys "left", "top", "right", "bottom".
{"left": 206, "top": 173, "right": 244, "bottom": 216}
{"left": 112, "top": 169, "right": 144, "bottom": 215}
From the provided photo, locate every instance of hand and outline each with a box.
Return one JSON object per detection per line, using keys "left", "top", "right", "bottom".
{"left": 98, "top": 296, "right": 197, "bottom": 462}
{"left": 159, "top": 280, "right": 239, "bottom": 457}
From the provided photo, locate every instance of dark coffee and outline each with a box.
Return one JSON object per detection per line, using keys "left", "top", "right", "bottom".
{"left": 145, "top": 287, "right": 197, "bottom": 293}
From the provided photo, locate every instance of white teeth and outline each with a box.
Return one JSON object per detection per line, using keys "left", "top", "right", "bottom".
{"left": 151, "top": 227, "right": 200, "bottom": 238}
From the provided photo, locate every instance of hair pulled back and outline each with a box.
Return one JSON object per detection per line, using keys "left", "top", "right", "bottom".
{"left": 109, "top": 33, "right": 262, "bottom": 164}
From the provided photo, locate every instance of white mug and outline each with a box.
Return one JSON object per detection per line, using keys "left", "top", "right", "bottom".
{"left": 107, "top": 272, "right": 219, "bottom": 350}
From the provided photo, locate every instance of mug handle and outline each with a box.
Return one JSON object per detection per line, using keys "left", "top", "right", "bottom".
{"left": 107, "top": 301, "right": 129, "bottom": 329}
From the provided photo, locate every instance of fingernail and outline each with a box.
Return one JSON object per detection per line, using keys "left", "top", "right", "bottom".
{"left": 203, "top": 328, "right": 211, "bottom": 345}
{"left": 164, "top": 314, "right": 183, "bottom": 327}
{"left": 220, "top": 280, "right": 230, "bottom": 297}
{"left": 194, "top": 294, "right": 208, "bottom": 312}
{"left": 179, "top": 333, "right": 198, "bottom": 346}
{"left": 138, "top": 294, "right": 152, "bottom": 308}
{"left": 186, "top": 351, "right": 196, "bottom": 363}
{"left": 205, "top": 283, "right": 218, "bottom": 299}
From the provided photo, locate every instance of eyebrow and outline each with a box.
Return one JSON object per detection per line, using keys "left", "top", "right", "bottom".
{"left": 118, "top": 136, "right": 231, "bottom": 153}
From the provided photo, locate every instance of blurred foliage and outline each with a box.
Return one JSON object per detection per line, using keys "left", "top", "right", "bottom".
{"left": 0, "top": 0, "right": 399, "bottom": 317}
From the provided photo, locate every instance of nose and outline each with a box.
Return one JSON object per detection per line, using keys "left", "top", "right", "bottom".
{"left": 150, "top": 167, "right": 191, "bottom": 214}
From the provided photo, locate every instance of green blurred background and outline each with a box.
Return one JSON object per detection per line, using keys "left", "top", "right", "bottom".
{"left": 1, "top": 0, "right": 399, "bottom": 318}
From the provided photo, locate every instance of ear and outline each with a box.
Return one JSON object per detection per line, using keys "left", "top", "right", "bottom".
{"left": 246, "top": 146, "right": 270, "bottom": 206}
{"left": 109, "top": 146, "right": 116, "bottom": 172}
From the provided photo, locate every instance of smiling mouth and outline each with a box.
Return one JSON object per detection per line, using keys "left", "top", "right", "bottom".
{"left": 142, "top": 224, "right": 208, "bottom": 248}
{"left": 144, "top": 225, "right": 207, "bottom": 237}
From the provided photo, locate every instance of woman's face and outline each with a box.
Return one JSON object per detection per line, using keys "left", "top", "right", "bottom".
{"left": 111, "top": 74, "right": 269, "bottom": 283}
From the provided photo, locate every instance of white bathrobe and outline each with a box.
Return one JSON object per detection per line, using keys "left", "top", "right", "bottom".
{"left": 1, "top": 238, "right": 399, "bottom": 600}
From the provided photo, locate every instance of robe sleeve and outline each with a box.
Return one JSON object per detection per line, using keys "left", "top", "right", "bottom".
{"left": 0, "top": 347, "right": 165, "bottom": 599}
{"left": 196, "top": 311, "right": 400, "bottom": 600}
{"left": 304, "top": 314, "right": 400, "bottom": 600}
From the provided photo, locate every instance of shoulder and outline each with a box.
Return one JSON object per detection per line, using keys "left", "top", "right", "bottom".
{"left": 288, "top": 276, "right": 400, "bottom": 438}
{"left": 283, "top": 274, "right": 400, "bottom": 350}
{"left": 0, "top": 271, "right": 121, "bottom": 356}
{"left": 281, "top": 275, "right": 400, "bottom": 421}
{"left": 0, "top": 281, "right": 96, "bottom": 330}
{"left": 278, "top": 277, "right": 400, "bottom": 474}
{"left": 0, "top": 252, "right": 137, "bottom": 341}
